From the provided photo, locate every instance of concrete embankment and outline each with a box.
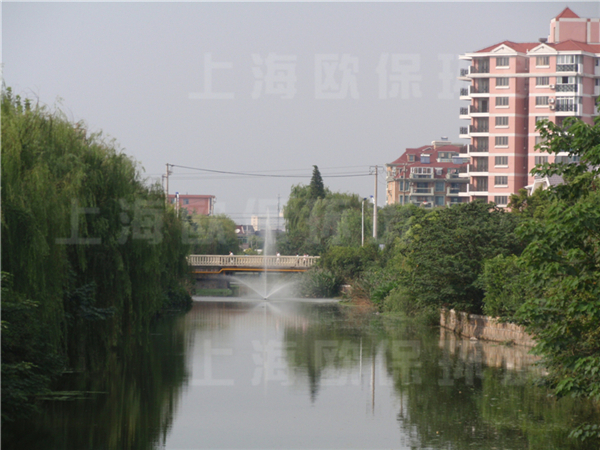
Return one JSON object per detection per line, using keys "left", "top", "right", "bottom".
{"left": 440, "top": 308, "right": 536, "bottom": 347}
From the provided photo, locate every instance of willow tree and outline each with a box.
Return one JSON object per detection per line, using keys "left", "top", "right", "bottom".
{"left": 1, "top": 88, "right": 191, "bottom": 423}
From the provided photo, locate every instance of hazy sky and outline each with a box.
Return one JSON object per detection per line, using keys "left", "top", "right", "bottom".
{"left": 3, "top": 1, "right": 600, "bottom": 223}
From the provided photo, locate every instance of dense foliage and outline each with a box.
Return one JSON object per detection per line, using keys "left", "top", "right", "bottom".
{"left": 390, "top": 201, "right": 523, "bottom": 314}
{"left": 281, "top": 182, "right": 366, "bottom": 255}
{"left": 186, "top": 213, "right": 240, "bottom": 255}
{"left": 1, "top": 89, "right": 192, "bottom": 424}
{"left": 514, "top": 114, "right": 600, "bottom": 405}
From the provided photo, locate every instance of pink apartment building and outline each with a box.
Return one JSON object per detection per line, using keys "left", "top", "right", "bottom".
{"left": 385, "top": 140, "right": 469, "bottom": 207}
{"left": 459, "top": 7, "right": 600, "bottom": 205}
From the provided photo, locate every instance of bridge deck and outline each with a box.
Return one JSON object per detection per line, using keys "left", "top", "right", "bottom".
{"left": 188, "top": 255, "right": 319, "bottom": 274}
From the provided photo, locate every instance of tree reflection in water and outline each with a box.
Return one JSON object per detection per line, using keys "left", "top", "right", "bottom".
{"left": 6, "top": 313, "right": 190, "bottom": 450}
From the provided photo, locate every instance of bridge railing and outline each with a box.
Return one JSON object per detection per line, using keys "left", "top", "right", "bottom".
{"left": 187, "top": 254, "right": 320, "bottom": 268}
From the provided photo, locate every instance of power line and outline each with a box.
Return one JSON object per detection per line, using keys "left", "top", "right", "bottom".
{"left": 169, "top": 164, "right": 374, "bottom": 178}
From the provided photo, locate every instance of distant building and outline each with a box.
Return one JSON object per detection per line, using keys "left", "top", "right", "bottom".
{"left": 458, "top": 7, "right": 599, "bottom": 206}
{"left": 385, "top": 140, "right": 469, "bottom": 208}
{"left": 168, "top": 194, "right": 215, "bottom": 216}
{"left": 251, "top": 213, "right": 284, "bottom": 231}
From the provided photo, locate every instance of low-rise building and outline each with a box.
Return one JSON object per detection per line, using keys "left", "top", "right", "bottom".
{"left": 168, "top": 194, "right": 215, "bottom": 216}
{"left": 386, "top": 140, "right": 469, "bottom": 208}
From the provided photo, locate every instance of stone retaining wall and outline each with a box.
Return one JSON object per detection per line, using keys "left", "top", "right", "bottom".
{"left": 440, "top": 309, "right": 536, "bottom": 347}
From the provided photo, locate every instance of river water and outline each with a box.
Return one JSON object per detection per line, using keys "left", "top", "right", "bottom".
{"left": 9, "top": 297, "right": 600, "bottom": 449}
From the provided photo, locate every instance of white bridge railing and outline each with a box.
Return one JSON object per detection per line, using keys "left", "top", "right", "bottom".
{"left": 187, "top": 254, "right": 319, "bottom": 268}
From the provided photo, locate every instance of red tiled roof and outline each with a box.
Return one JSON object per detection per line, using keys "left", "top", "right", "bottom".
{"left": 387, "top": 145, "right": 467, "bottom": 171}
{"left": 475, "top": 41, "right": 540, "bottom": 54}
{"left": 545, "top": 40, "right": 600, "bottom": 53}
{"left": 555, "top": 7, "right": 579, "bottom": 20}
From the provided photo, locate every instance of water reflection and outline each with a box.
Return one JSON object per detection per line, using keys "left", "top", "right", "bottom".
{"left": 5, "top": 312, "right": 191, "bottom": 450}
{"left": 10, "top": 300, "right": 600, "bottom": 450}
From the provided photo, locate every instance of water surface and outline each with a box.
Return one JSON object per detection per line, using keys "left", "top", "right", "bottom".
{"left": 10, "top": 297, "right": 599, "bottom": 450}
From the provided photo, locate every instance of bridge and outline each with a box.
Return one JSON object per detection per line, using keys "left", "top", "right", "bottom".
{"left": 188, "top": 254, "right": 320, "bottom": 274}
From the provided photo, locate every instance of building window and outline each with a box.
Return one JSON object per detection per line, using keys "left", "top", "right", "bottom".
{"left": 557, "top": 55, "right": 580, "bottom": 64}
{"left": 495, "top": 116, "right": 509, "bottom": 127}
{"left": 496, "top": 77, "right": 509, "bottom": 87}
{"left": 536, "top": 96, "right": 549, "bottom": 106}
{"left": 495, "top": 156, "right": 508, "bottom": 166}
{"left": 495, "top": 176, "right": 508, "bottom": 186}
{"left": 183, "top": 198, "right": 189, "bottom": 205}
{"left": 535, "top": 156, "right": 548, "bottom": 165}
{"left": 495, "top": 136, "right": 508, "bottom": 147}
{"left": 398, "top": 180, "right": 404, "bottom": 191}
{"left": 435, "top": 181, "right": 445, "bottom": 192}
{"left": 408, "top": 154, "right": 414, "bottom": 162}
{"left": 535, "top": 116, "right": 549, "bottom": 125}
{"left": 420, "top": 154, "right": 430, "bottom": 164}
{"left": 411, "top": 167, "right": 432, "bottom": 177}
{"left": 555, "top": 155, "right": 580, "bottom": 164}
{"left": 435, "top": 196, "right": 444, "bottom": 206}
{"left": 536, "top": 77, "right": 549, "bottom": 86}
{"left": 494, "top": 196, "right": 508, "bottom": 206}
{"left": 496, "top": 57, "right": 509, "bottom": 67}
{"left": 536, "top": 56, "right": 550, "bottom": 67}
{"left": 495, "top": 97, "right": 509, "bottom": 107}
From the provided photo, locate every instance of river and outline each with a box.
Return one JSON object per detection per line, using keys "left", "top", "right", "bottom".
{"left": 7, "top": 297, "right": 599, "bottom": 449}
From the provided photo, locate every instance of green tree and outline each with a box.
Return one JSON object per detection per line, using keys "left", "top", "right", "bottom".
{"left": 282, "top": 183, "right": 363, "bottom": 255}
{"left": 188, "top": 214, "right": 240, "bottom": 255}
{"left": 516, "top": 112, "right": 600, "bottom": 405}
{"left": 309, "top": 165, "right": 326, "bottom": 200}
{"left": 1, "top": 88, "right": 191, "bottom": 424}
{"left": 388, "top": 201, "right": 523, "bottom": 314}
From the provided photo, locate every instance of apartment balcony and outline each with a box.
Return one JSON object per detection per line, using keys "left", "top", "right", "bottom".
{"left": 469, "top": 104, "right": 489, "bottom": 114}
{"left": 555, "top": 84, "right": 577, "bottom": 93}
{"left": 467, "top": 144, "right": 489, "bottom": 154}
{"left": 555, "top": 103, "right": 578, "bottom": 113}
{"left": 470, "top": 85, "right": 489, "bottom": 95}
{"left": 408, "top": 172, "right": 434, "bottom": 180}
{"left": 410, "top": 187, "right": 434, "bottom": 195}
{"left": 446, "top": 171, "right": 463, "bottom": 179}
{"left": 469, "top": 183, "right": 489, "bottom": 193}
{"left": 469, "top": 163, "right": 488, "bottom": 173}
{"left": 469, "top": 65, "right": 489, "bottom": 74}
{"left": 459, "top": 87, "right": 470, "bottom": 99}
{"left": 460, "top": 107, "right": 469, "bottom": 116}
{"left": 556, "top": 64, "right": 580, "bottom": 73}
{"left": 469, "top": 124, "right": 489, "bottom": 133}
{"left": 446, "top": 186, "right": 467, "bottom": 196}
{"left": 460, "top": 68, "right": 470, "bottom": 77}
{"left": 459, "top": 127, "right": 469, "bottom": 138}
{"left": 446, "top": 199, "right": 466, "bottom": 206}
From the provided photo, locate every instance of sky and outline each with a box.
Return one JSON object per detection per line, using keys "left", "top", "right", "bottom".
{"left": 3, "top": 1, "right": 600, "bottom": 224}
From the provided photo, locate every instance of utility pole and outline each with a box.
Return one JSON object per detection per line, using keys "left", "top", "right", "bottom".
{"left": 361, "top": 198, "right": 366, "bottom": 246}
{"left": 165, "top": 163, "right": 172, "bottom": 205}
{"left": 370, "top": 165, "right": 378, "bottom": 239}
